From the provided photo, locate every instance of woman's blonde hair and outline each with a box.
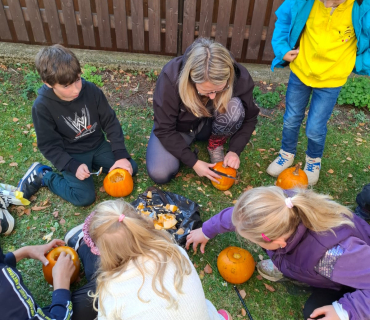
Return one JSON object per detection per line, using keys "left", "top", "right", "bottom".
{"left": 178, "top": 38, "right": 235, "bottom": 117}
{"left": 232, "top": 186, "right": 354, "bottom": 243}
{"left": 89, "top": 200, "right": 191, "bottom": 317}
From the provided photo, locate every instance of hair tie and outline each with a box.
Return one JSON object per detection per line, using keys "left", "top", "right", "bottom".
{"left": 285, "top": 197, "right": 294, "bottom": 209}
{"left": 261, "top": 233, "right": 271, "bottom": 242}
{"left": 83, "top": 211, "right": 100, "bottom": 256}
{"left": 118, "top": 214, "right": 125, "bottom": 222}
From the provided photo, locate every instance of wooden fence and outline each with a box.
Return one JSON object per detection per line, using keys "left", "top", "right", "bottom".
{"left": 0, "top": 0, "right": 283, "bottom": 63}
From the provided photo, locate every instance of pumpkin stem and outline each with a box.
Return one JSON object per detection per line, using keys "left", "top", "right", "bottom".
{"left": 293, "top": 163, "right": 302, "bottom": 176}
{"left": 233, "top": 253, "right": 241, "bottom": 259}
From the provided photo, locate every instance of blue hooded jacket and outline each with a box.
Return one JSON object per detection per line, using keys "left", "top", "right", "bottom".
{"left": 271, "top": 0, "right": 370, "bottom": 75}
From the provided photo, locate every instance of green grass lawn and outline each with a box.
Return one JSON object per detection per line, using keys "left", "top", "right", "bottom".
{"left": 0, "top": 65, "right": 369, "bottom": 320}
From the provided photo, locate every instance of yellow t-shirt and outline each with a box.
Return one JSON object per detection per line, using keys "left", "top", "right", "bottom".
{"left": 290, "top": 0, "right": 357, "bottom": 88}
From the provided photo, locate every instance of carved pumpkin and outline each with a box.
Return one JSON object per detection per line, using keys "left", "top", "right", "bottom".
{"left": 217, "top": 246, "right": 255, "bottom": 284}
{"left": 42, "top": 246, "right": 80, "bottom": 285}
{"left": 276, "top": 163, "right": 308, "bottom": 190}
{"left": 211, "top": 162, "right": 237, "bottom": 191}
{"left": 103, "top": 168, "right": 134, "bottom": 197}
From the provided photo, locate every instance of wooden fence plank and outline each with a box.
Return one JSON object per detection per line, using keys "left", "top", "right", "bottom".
{"left": 246, "top": 0, "right": 268, "bottom": 60}
{"left": 78, "top": 0, "right": 96, "bottom": 47}
{"left": 43, "top": 0, "right": 63, "bottom": 44}
{"left": 262, "top": 0, "right": 283, "bottom": 61}
{"left": 182, "top": 0, "right": 196, "bottom": 53}
{"left": 148, "top": 0, "right": 161, "bottom": 52}
{"left": 113, "top": 0, "right": 128, "bottom": 49}
{"left": 61, "top": 0, "right": 79, "bottom": 45}
{"left": 215, "top": 0, "right": 232, "bottom": 47}
{"left": 25, "top": 0, "right": 46, "bottom": 43}
{"left": 165, "top": 0, "right": 177, "bottom": 54}
{"left": 130, "top": 0, "right": 145, "bottom": 50}
{"left": 199, "top": 0, "right": 214, "bottom": 38}
{"left": 95, "top": 0, "right": 112, "bottom": 47}
{"left": 230, "top": 0, "right": 249, "bottom": 59}
{"left": 8, "top": 0, "right": 29, "bottom": 41}
{"left": 0, "top": 3, "right": 12, "bottom": 40}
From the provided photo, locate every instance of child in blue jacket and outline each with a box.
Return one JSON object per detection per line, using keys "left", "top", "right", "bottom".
{"left": 266, "top": 0, "right": 370, "bottom": 185}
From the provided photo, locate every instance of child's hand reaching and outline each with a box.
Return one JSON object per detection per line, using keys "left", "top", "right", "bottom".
{"left": 76, "top": 164, "right": 90, "bottom": 180}
{"left": 110, "top": 158, "right": 133, "bottom": 175}
{"left": 52, "top": 251, "right": 76, "bottom": 290}
{"left": 185, "top": 228, "right": 209, "bottom": 254}
{"left": 308, "top": 305, "right": 340, "bottom": 320}
{"left": 283, "top": 49, "right": 299, "bottom": 62}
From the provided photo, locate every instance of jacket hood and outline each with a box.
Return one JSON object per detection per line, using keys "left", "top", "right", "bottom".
{"left": 37, "top": 78, "right": 86, "bottom": 104}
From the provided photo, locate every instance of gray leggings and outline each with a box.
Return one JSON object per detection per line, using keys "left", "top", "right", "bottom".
{"left": 146, "top": 97, "right": 245, "bottom": 184}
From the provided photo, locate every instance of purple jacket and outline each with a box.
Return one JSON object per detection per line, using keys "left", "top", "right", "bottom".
{"left": 202, "top": 207, "right": 370, "bottom": 320}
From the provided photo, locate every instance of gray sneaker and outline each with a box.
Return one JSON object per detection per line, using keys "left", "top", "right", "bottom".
{"left": 257, "top": 259, "right": 286, "bottom": 282}
{"left": 208, "top": 145, "right": 225, "bottom": 163}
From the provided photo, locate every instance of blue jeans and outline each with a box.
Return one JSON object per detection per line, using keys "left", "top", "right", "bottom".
{"left": 282, "top": 72, "right": 342, "bottom": 158}
{"left": 43, "top": 140, "right": 138, "bottom": 206}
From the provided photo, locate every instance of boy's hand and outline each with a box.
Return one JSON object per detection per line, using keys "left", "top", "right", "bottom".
{"left": 110, "top": 159, "right": 133, "bottom": 175}
{"left": 185, "top": 228, "right": 209, "bottom": 254}
{"left": 308, "top": 305, "right": 340, "bottom": 320}
{"left": 76, "top": 164, "right": 90, "bottom": 180}
{"left": 52, "top": 251, "right": 75, "bottom": 290}
{"left": 223, "top": 151, "right": 240, "bottom": 169}
{"left": 283, "top": 49, "right": 299, "bottom": 62}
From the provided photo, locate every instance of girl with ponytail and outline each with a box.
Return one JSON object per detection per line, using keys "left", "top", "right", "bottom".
{"left": 186, "top": 186, "right": 370, "bottom": 320}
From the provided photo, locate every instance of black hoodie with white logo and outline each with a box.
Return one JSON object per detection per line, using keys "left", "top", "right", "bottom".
{"left": 32, "top": 79, "right": 130, "bottom": 174}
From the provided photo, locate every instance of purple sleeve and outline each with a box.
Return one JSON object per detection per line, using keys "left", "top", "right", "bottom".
{"left": 202, "top": 207, "right": 236, "bottom": 239}
{"left": 332, "top": 237, "right": 370, "bottom": 319}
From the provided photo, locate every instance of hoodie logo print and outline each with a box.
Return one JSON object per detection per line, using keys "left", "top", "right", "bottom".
{"left": 62, "top": 106, "right": 97, "bottom": 140}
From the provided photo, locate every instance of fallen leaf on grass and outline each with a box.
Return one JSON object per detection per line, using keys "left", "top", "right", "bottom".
{"left": 264, "top": 283, "right": 276, "bottom": 292}
{"left": 327, "top": 169, "right": 334, "bottom": 174}
{"left": 29, "top": 195, "right": 37, "bottom": 201}
{"left": 243, "top": 185, "right": 254, "bottom": 192}
{"left": 204, "top": 264, "right": 213, "bottom": 274}
{"left": 99, "top": 186, "right": 106, "bottom": 193}
{"left": 52, "top": 211, "right": 59, "bottom": 218}
{"left": 32, "top": 205, "right": 50, "bottom": 211}
{"left": 256, "top": 275, "right": 263, "bottom": 280}
{"left": 258, "top": 254, "right": 264, "bottom": 261}
{"left": 24, "top": 209, "right": 31, "bottom": 216}
{"left": 42, "top": 199, "right": 50, "bottom": 206}
{"left": 255, "top": 162, "right": 261, "bottom": 168}
{"left": 257, "top": 148, "right": 266, "bottom": 152}
{"left": 224, "top": 190, "right": 232, "bottom": 197}
{"left": 239, "top": 289, "right": 246, "bottom": 299}
{"left": 199, "top": 270, "right": 205, "bottom": 279}
{"left": 43, "top": 232, "right": 53, "bottom": 242}
{"left": 346, "top": 157, "right": 352, "bottom": 161}
{"left": 348, "top": 174, "right": 353, "bottom": 178}
{"left": 60, "top": 218, "right": 66, "bottom": 225}
{"left": 74, "top": 212, "right": 81, "bottom": 216}
{"left": 241, "top": 309, "right": 247, "bottom": 316}
{"left": 13, "top": 118, "right": 19, "bottom": 122}
{"left": 9, "top": 162, "right": 18, "bottom": 167}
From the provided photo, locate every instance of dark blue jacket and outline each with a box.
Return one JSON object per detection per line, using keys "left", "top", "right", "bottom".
{"left": 0, "top": 247, "right": 73, "bottom": 320}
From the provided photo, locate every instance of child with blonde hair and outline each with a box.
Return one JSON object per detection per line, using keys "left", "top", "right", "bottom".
{"left": 80, "top": 199, "right": 231, "bottom": 320}
{"left": 186, "top": 186, "right": 370, "bottom": 320}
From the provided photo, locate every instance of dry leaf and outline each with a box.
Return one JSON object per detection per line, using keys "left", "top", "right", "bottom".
{"left": 346, "top": 157, "right": 352, "bottom": 161}
{"left": 264, "top": 283, "right": 276, "bottom": 292}
{"left": 74, "top": 212, "right": 81, "bottom": 216}
{"left": 348, "top": 174, "right": 353, "bottom": 178}
{"left": 13, "top": 117, "right": 19, "bottom": 122}
{"left": 258, "top": 254, "right": 264, "bottom": 261}
{"left": 204, "top": 264, "right": 213, "bottom": 274}
{"left": 239, "top": 289, "right": 246, "bottom": 299}
{"left": 125, "top": 135, "right": 130, "bottom": 140}
{"left": 256, "top": 274, "right": 263, "bottom": 280}
{"left": 60, "top": 218, "right": 66, "bottom": 225}
{"left": 32, "top": 205, "right": 50, "bottom": 211}
{"left": 43, "top": 231, "right": 54, "bottom": 242}
{"left": 224, "top": 190, "right": 232, "bottom": 197}
{"left": 42, "top": 199, "right": 50, "bottom": 206}
{"left": 99, "top": 186, "right": 106, "bottom": 193}
{"left": 244, "top": 185, "right": 253, "bottom": 192}
{"left": 50, "top": 227, "right": 56, "bottom": 232}
{"left": 252, "top": 130, "right": 256, "bottom": 136}
{"left": 24, "top": 209, "right": 31, "bottom": 216}
{"left": 148, "top": 97, "right": 153, "bottom": 103}
{"left": 241, "top": 309, "right": 247, "bottom": 317}
{"left": 9, "top": 162, "right": 18, "bottom": 167}
{"left": 232, "top": 200, "right": 238, "bottom": 204}
{"left": 327, "top": 169, "right": 334, "bottom": 174}
{"left": 255, "top": 162, "right": 261, "bottom": 168}
{"left": 199, "top": 270, "right": 205, "bottom": 280}
{"left": 257, "top": 149, "right": 266, "bottom": 152}
{"left": 147, "top": 91, "right": 153, "bottom": 95}
{"left": 52, "top": 211, "right": 59, "bottom": 218}
{"left": 29, "top": 195, "right": 37, "bottom": 201}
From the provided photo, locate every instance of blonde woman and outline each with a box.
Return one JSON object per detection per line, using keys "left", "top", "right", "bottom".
{"left": 68, "top": 199, "right": 232, "bottom": 320}
{"left": 146, "top": 38, "right": 259, "bottom": 184}
{"left": 186, "top": 186, "right": 370, "bottom": 320}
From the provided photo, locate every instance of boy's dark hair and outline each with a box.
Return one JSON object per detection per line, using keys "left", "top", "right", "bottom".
{"left": 35, "top": 44, "right": 81, "bottom": 86}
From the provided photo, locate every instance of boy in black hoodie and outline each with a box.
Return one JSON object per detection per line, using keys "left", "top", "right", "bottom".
{"left": 17, "top": 45, "right": 137, "bottom": 206}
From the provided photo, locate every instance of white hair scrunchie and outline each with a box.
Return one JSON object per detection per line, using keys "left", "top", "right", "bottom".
{"left": 285, "top": 197, "right": 294, "bottom": 209}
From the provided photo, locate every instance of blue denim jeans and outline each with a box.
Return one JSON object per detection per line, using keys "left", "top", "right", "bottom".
{"left": 43, "top": 140, "right": 138, "bottom": 206}
{"left": 282, "top": 72, "right": 342, "bottom": 158}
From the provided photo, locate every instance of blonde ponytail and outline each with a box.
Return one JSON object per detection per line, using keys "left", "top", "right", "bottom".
{"left": 232, "top": 186, "right": 354, "bottom": 243}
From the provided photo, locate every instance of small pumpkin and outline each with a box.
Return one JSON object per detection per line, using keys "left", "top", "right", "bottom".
{"left": 103, "top": 168, "right": 134, "bottom": 197}
{"left": 217, "top": 246, "right": 255, "bottom": 284}
{"left": 42, "top": 246, "right": 80, "bottom": 285}
{"left": 211, "top": 162, "right": 237, "bottom": 191}
{"left": 276, "top": 163, "right": 308, "bottom": 189}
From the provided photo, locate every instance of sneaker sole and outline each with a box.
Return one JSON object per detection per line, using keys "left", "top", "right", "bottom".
{"left": 266, "top": 167, "right": 280, "bottom": 177}
{"left": 257, "top": 268, "right": 287, "bottom": 282}
{"left": 17, "top": 162, "right": 40, "bottom": 189}
{"left": 2, "top": 210, "right": 15, "bottom": 236}
{"left": 64, "top": 224, "right": 84, "bottom": 249}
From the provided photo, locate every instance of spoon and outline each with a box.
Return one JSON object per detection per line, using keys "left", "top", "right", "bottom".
{"left": 90, "top": 167, "right": 103, "bottom": 176}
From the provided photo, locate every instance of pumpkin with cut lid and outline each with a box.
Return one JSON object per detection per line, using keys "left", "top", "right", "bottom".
{"left": 103, "top": 168, "right": 134, "bottom": 197}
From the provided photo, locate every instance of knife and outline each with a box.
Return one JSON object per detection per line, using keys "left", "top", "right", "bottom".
{"left": 210, "top": 168, "right": 237, "bottom": 180}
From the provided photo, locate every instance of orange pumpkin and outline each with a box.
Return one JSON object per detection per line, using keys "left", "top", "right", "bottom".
{"left": 42, "top": 246, "right": 80, "bottom": 285}
{"left": 211, "top": 162, "right": 237, "bottom": 191}
{"left": 276, "top": 163, "right": 308, "bottom": 190}
{"left": 217, "top": 246, "right": 255, "bottom": 284}
{"left": 103, "top": 168, "right": 134, "bottom": 197}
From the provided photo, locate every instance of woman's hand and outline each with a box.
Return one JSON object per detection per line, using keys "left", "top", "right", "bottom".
{"left": 283, "top": 49, "right": 299, "bottom": 62}
{"left": 109, "top": 158, "right": 133, "bottom": 175}
{"left": 52, "top": 251, "right": 76, "bottom": 290}
{"left": 308, "top": 305, "right": 340, "bottom": 320}
{"left": 193, "top": 160, "right": 221, "bottom": 183}
{"left": 223, "top": 151, "right": 240, "bottom": 169}
{"left": 185, "top": 228, "right": 209, "bottom": 254}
